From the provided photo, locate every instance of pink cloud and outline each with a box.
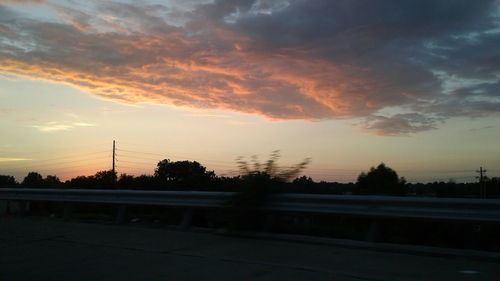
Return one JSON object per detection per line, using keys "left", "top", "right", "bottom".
{"left": 1, "top": 0, "right": 499, "bottom": 135}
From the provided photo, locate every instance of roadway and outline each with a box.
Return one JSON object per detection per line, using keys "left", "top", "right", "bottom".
{"left": 1, "top": 217, "right": 499, "bottom": 281}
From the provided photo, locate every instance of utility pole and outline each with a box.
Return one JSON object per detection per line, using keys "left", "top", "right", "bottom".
{"left": 112, "top": 140, "right": 116, "bottom": 174}
{"left": 476, "top": 166, "right": 487, "bottom": 198}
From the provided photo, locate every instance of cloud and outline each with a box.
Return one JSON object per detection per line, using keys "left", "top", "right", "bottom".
{"left": 73, "top": 122, "right": 96, "bottom": 127}
{"left": 363, "top": 113, "right": 441, "bottom": 136}
{"left": 0, "top": 157, "right": 31, "bottom": 162}
{"left": 0, "top": 108, "right": 13, "bottom": 116}
{"left": 98, "top": 107, "right": 126, "bottom": 113}
{"left": 228, "top": 120, "right": 255, "bottom": 125}
{"left": 32, "top": 122, "right": 72, "bottom": 132}
{"left": 1, "top": 0, "right": 499, "bottom": 135}
{"left": 187, "top": 112, "right": 229, "bottom": 118}
{"left": 469, "top": 125, "right": 494, "bottom": 132}
{"left": 31, "top": 121, "right": 96, "bottom": 132}
{"left": 0, "top": 0, "right": 44, "bottom": 4}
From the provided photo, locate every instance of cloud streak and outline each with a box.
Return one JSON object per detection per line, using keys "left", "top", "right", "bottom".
{"left": 0, "top": 157, "right": 31, "bottom": 162}
{"left": 1, "top": 0, "right": 499, "bottom": 135}
{"left": 32, "top": 121, "right": 96, "bottom": 132}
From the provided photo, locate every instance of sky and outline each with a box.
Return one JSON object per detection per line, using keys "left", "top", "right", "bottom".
{"left": 0, "top": 0, "right": 499, "bottom": 183}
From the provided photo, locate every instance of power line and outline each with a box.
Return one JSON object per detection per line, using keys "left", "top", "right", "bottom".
{"left": 116, "top": 165, "right": 153, "bottom": 171}
{"left": 116, "top": 159, "right": 156, "bottom": 165}
{"left": 26, "top": 156, "right": 109, "bottom": 167}
{"left": 4, "top": 161, "right": 109, "bottom": 172}
{"left": 114, "top": 153, "right": 161, "bottom": 161}
{"left": 0, "top": 143, "right": 109, "bottom": 156}
{"left": 117, "top": 149, "right": 167, "bottom": 157}
{"left": 0, "top": 159, "right": 109, "bottom": 173}
{"left": 116, "top": 148, "right": 236, "bottom": 165}
{"left": 0, "top": 150, "right": 110, "bottom": 167}
{"left": 48, "top": 169, "right": 105, "bottom": 178}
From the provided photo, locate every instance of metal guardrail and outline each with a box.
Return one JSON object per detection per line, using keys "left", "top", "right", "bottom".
{"left": 1, "top": 188, "right": 500, "bottom": 223}
{"left": 0, "top": 188, "right": 229, "bottom": 208}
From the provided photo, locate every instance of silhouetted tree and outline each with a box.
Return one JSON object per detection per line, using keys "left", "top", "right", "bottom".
{"left": 434, "top": 180, "right": 458, "bottom": 198}
{"left": 64, "top": 170, "right": 116, "bottom": 189}
{"left": 293, "top": 176, "right": 315, "bottom": 187}
{"left": 22, "top": 172, "right": 44, "bottom": 187}
{"left": 44, "top": 175, "right": 62, "bottom": 187}
{"left": 355, "top": 163, "right": 407, "bottom": 196}
{"left": 117, "top": 174, "right": 135, "bottom": 189}
{"left": 155, "top": 159, "right": 215, "bottom": 189}
{"left": 211, "top": 176, "right": 244, "bottom": 192}
{"left": 94, "top": 170, "right": 117, "bottom": 188}
{"left": 133, "top": 175, "right": 159, "bottom": 190}
{"left": 115, "top": 174, "right": 159, "bottom": 190}
{"left": 66, "top": 175, "right": 96, "bottom": 189}
{"left": 484, "top": 177, "right": 500, "bottom": 198}
{"left": 0, "top": 175, "right": 17, "bottom": 187}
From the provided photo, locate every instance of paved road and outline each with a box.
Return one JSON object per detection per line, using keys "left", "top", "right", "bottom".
{"left": 1, "top": 217, "right": 499, "bottom": 281}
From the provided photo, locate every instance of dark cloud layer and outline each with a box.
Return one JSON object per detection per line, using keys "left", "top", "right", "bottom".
{"left": 0, "top": 0, "right": 499, "bottom": 135}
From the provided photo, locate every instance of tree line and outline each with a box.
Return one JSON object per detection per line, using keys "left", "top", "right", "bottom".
{"left": 1, "top": 159, "right": 499, "bottom": 198}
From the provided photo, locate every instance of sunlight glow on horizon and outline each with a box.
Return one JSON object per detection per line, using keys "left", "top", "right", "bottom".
{"left": 1, "top": 71, "right": 499, "bottom": 184}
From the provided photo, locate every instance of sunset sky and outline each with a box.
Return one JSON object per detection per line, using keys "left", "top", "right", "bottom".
{"left": 1, "top": 0, "right": 499, "bottom": 183}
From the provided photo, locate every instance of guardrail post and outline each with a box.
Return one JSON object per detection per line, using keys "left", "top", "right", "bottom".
{"left": 116, "top": 205, "right": 127, "bottom": 224}
{"left": 365, "top": 219, "right": 381, "bottom": 242}
{"left": 179, "top": 207, "right": 193, "bottom": 230}
{"left": 63, "top": 204, "right": 74, "bottom": 220}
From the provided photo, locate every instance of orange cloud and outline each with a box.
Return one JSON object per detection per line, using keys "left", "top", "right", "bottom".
{"left": 0, "top": 29, "right": 345, "bottom": 119}
{"left": 1, "top": 0, "right": 499, "bottom": 135}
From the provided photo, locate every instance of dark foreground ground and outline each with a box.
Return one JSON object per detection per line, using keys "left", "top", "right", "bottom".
{"left": 1, "top": 217, "right": 499, "bottom": 281}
